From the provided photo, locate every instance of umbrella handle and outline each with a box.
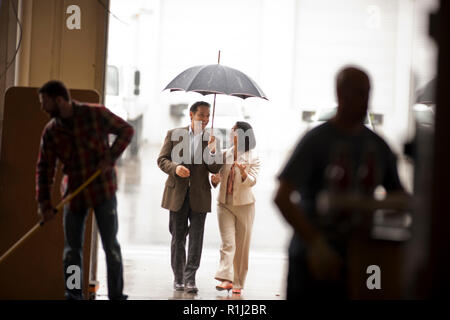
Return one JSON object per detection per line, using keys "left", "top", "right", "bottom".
{"left": 210, "top": 50, "right": 221, "bottom": 132}
{"left": 211, "top": 93, "right": 217, "bottom": 131}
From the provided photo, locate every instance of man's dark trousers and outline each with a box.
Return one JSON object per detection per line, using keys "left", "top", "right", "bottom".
{"left": 169, "top": 188, "right": 207, "bottom": 285}
{"left": 63, "top": 195, "right": 124, "bottom": 300}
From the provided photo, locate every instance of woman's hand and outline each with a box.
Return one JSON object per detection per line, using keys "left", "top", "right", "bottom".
{"left": 208, "top": 135, "right": 216, "bottom": 154}
{"left": 235, "top": 162, "right": 247, "bottom": 181}
{"left": 211, "top": 173, "right": 221, "bottom": 186}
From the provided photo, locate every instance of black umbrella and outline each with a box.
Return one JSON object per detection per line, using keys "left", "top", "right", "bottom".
{"left": 164, "top": 52, "right": 267, "bottom": 129}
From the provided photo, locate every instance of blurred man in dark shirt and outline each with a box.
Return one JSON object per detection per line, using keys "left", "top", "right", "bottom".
{"left": 275, "top": 66, "right": 404, "bottom": 299}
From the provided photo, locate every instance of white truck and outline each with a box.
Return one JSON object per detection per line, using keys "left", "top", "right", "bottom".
{"left": 105, "top": 64, "right": 145, "bottom": 157}
{"left": 104, "top": 4, "right": 154, "bottom": 158}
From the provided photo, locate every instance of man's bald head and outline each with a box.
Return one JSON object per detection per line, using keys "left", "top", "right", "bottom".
{"left": 335, "top": 66, "right": 371, "bottom": 126}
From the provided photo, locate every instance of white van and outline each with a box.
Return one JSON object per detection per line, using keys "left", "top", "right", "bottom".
{"left": 105, "top": 64, "right": 147, "bottom": 157}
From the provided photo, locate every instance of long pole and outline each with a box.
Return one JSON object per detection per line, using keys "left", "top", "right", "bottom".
{"left": 211, "top": 50, "right": 221, "bottom": 130}
{"left": 0, "top": 169, "right": 102, "bottom": 265}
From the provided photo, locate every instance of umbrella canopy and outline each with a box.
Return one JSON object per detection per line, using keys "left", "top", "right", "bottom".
{"left": 164, "top": 64, "right": 268, "bottom": 100}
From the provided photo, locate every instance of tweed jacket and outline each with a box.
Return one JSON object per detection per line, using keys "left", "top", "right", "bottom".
{"left": 157, "top": 126, "right": 224, "bottom": 212}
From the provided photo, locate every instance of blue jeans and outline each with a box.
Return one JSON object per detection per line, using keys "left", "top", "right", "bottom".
{"left": 63, "top": 195, "right": 125, "bottom": 300}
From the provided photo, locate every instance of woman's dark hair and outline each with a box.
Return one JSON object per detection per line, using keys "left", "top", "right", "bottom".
{"left": 38, "top": 80, "right": 71, "bottom": 101}
{"left": 234, "top": 121, "right": 256, "bottom": 152}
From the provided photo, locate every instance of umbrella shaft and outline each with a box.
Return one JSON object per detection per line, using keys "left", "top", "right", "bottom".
{"left": 211, "top": 93, "right": 217, "bottom": 130}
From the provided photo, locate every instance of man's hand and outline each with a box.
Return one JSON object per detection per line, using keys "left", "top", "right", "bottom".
{"left": 98, "top": 158, "right": 114, "bottom": 172}
{"left": 38, "top": 207, "right": 56, "bottom": 225}
{"left": 235, "top": 162, "right": 247, "bottom": 181}
{"left": 306, "top": 235, "right": 344, "bottom": 281}
{"left": 211, "top": 173, "right": 221, "bottom": 185}
{"left": 176, "top": 165, "right": 190, "bottom": 178}
{"left": 208, "top": 135, "right": 216, "bottom": 154}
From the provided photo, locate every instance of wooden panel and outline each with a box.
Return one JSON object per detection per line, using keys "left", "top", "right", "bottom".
{"left": 0, "top": 87, "right": 99, "bottom": 299}
{"left": 347, "top": 234, "right": 407, "bottom": 299}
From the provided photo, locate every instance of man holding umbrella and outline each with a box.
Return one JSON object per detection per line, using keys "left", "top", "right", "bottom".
{"left": 161, "top": 53, "right": 267, "bottom": 293}
{"left": 157, "top": 101, "right": 224, "bottom": 294}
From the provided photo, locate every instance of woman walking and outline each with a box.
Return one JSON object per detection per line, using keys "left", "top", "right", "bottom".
{"left": 211, "top": 121, "right": 260, "bottom": 295}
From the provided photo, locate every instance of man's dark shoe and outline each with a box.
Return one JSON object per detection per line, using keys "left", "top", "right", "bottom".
{"left": 65, "top": 292, "right": 84, "bottom": 300}
{"left": 185, "top": 283, "right": 198, "bottom": 294}
{"left": 174, "top": 282, "right": 185, "bottom": 291}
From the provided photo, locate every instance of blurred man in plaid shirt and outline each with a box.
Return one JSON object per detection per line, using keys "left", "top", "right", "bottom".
{"left": 36, "top": 80, "right": 133, "bottom": 300}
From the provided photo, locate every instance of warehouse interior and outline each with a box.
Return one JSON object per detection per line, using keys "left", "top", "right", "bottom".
{"left": 0, "top": 0, "right": 449, "bottom": 300}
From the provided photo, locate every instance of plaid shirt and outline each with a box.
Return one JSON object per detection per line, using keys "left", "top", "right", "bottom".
{"left": 36, "top": 101, "right": 134, "bottom": 213}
